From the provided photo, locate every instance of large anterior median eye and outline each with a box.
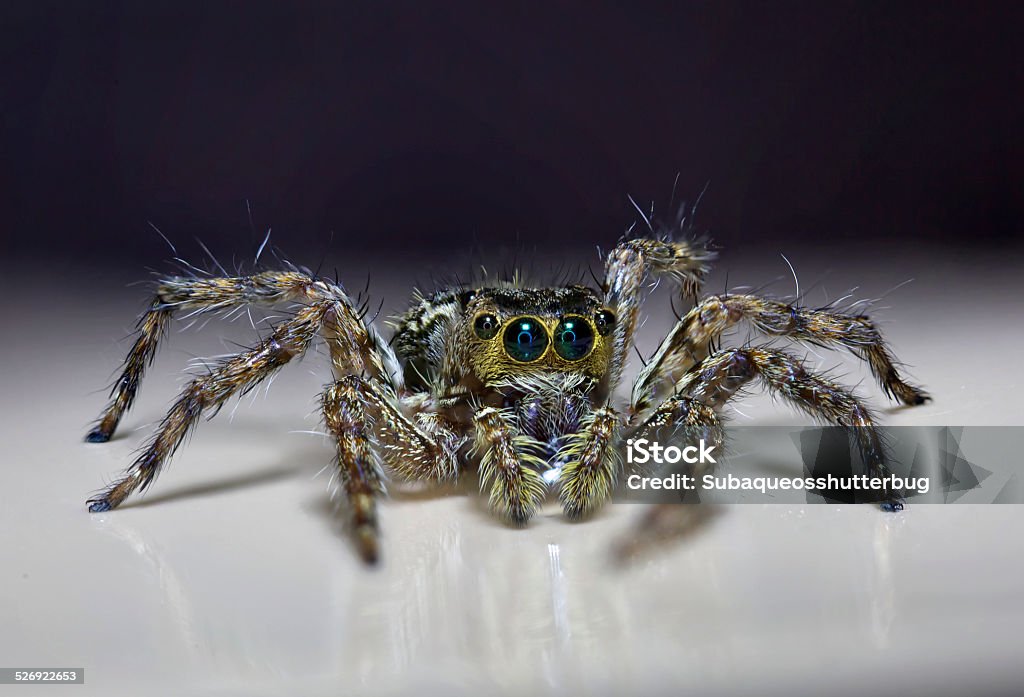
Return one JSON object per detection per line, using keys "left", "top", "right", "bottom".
{"left": 553, "top": 316, "right": 595, "bottom": 361}
{"left": 503, "top": 317, "right": 548, "bottom": 362}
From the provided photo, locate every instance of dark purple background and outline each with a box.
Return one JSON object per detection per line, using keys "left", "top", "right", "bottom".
{"left": 4, "top": 1, "right": 1022, "bottom": 263}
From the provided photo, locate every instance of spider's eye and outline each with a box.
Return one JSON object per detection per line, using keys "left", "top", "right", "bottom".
{"left": 594, "top": 309, "right": 616, "bottom": 336}
{"left": 503, "top": 318, "right": 548, "bottom": 362}
{"left": 553, "top": 316, "right": 595, "bottom": 361}
{"left": 473, "top": 314, "right": 500, "bottom": 340}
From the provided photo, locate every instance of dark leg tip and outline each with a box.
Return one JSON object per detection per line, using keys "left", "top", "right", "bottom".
{"left": 563, "top": 498, "right": 605, "bottom": 522}
{"left": 505, "top": 504, "right": 536, "bottom": 527}
{"left": 354, "top": 526, "right": 380, "bottom": 565}
{"left": 562, "top": 505, "right": 589, "bottom": 522}
{"left": 87, "top": 499, "right": 112, "bottom": 513}
{"left": 85, "top": 429, "right": 111, "bottom": 443}
{"left": 880, "top": 499, "right": 905, "bottom": 512}
{"left": 912, "top": 393, "right": 931, "bottom": 406}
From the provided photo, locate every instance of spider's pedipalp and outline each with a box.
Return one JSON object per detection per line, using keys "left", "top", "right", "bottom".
{"left": 472, "top": 407, "right": 547, "bottom": 525}
{"left": 557, "top": 405, "right": 621, "bottom": 519}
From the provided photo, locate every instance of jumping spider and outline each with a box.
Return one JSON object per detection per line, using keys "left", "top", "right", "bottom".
{"left": 85, "top": 217, "right": 929, "bottom": 562}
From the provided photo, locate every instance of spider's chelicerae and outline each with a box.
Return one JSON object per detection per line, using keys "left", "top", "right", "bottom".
{"left": 85, "top": 215, "right": 929, "bottom": 562}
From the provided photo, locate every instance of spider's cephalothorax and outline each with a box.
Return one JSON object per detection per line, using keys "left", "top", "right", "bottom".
{"left": 394, "top": 285, "right": 616, "bottom": 420}
{"left": 85, "top": 222, "right": 930, "bottom": 563}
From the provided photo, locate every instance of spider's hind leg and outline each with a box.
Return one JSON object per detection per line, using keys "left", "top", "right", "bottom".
{"left": 86, "top": 271, "right": 331, "bottom": 443}
{"left": 86, "top": 301, "right": 330, "bottom": 512}
{"left": 633, "top": 294, "right": 930, "bottom": 416}
{"left": 678, "top": 346, "right": 904, "bottom": 510}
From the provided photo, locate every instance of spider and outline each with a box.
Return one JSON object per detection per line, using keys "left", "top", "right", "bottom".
{"left": 85, "top": 212, "right": 929, "bottom": 563}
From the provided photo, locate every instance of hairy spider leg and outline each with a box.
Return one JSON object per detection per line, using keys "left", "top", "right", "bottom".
{"left": 632, "top": 294, "right": 930, "bottom": 416}
{"left": 675, "top": 346, "right": 904, "bottom": 509}
{"left": 86, "top": 271, "right": 355, "bottom": 443}
{"left": 86, "top": 266, "right": 398, "bottom": 507}
{"left": 602, "top": 238, "right": 716, "bottom": 392}
{"left": 86, "top": 301, "right": 331, "bottom": 512}
{"left": 322, "top": 376, "right": 467, "bottom": 561}
{"left": 322, "top": 378, "right": 386, "bottom": 563}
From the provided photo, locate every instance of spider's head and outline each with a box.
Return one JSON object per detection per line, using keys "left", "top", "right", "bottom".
{"left": 457, "top": 285, "right": 616, "bottom": 386}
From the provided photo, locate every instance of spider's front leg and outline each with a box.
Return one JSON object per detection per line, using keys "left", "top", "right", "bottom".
{"left": 677, "top": 346, "right": 905, "bottom": 510}
{"left": 472, "top": 407, "right": 547, "bottom": 525}
{"left": 321, "top": 358, "right": 467, "bottom": 560}
{"left": 551, "top": 234, "right": 714, "bottom": 519}
{"left": 321, "top": 362, "right": 470, "bottom": 562}
{"left": 322, "top": 378, "right": 385, "bottom": 562}
{"left": 603, "top": 237, "right": 716, "bottom": 391}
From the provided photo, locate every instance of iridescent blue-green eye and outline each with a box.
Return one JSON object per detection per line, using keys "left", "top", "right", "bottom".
{"left": 502, "top": 317, "right": 548, "bottom": 362}
{"left": 553, "top": 316, "right": 594, "bottom": 361}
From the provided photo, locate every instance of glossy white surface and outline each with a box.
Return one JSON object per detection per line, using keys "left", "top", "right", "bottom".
{"left": 2, "top": 250, "right": 1022, "bottom": 696}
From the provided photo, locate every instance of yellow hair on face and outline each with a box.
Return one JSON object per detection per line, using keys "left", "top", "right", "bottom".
{"left": 467, "top": 312, "right": 613, "bottom": 386}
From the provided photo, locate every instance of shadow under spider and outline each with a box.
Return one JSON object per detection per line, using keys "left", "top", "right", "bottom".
{"left": 115, "top": 464, "right": 301, "bottom": 509}
{"left": 609, "top": 504, "right": 723, "bottom": 569}
{"left": 109, "top": 437, "right": 330, "bottom": 509}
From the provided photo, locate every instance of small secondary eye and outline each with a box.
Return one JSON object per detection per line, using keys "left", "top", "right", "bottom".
{"left": 503, "top": 318, "right": 548, "bottom": 362}
{"left": 594, "top": 309, "right": 616, "bottom": 336}
{"left": 474, "top": 314, "right": 501, "bottom": 340}
{"left": 553, "top": 316, "right": 595, "bottom": 361}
